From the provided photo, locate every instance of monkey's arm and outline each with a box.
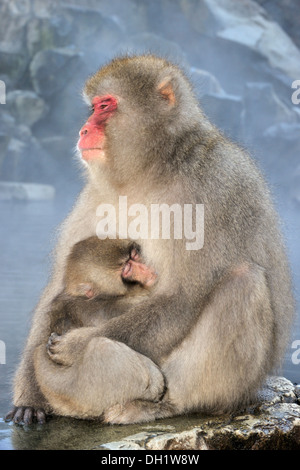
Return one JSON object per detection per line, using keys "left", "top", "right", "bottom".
{"left": 98, "top": 294, "right": 195, "bottom": 363}
{"left": 43, "top": 292, "right": 197, "bottom": 366}
{"left": 42, "top": 261, "right": 275, "bottom": 371}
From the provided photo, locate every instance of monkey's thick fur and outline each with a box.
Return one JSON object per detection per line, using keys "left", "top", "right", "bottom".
{"left": 11, "top": 55, "right": 294, "bottom": 424}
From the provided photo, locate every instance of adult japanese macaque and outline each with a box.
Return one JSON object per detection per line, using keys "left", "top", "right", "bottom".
{"left": 6, "top": 55, "right": 294, "bottom": 425}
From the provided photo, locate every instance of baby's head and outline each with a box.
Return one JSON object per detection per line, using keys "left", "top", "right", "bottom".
{"left": 64, "top": 237, "right": 157, "bottom": 299}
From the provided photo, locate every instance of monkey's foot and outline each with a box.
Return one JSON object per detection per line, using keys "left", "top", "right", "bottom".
{"left": 5, "top": 406, "right": 46, "bottom": 425}
{"left": 47, "top": 332, "right": 74, "bottom": 366}
{"left": 103, "top": 400, "right": 168, "bottom": 425}
{"left": 47, "top": 328, "right": 97, "bottom": 366}
{"left": 103, "top": 403, "right": 134, "bottom": 424}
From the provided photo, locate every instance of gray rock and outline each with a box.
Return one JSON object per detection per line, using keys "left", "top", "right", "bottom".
{"left": 262, "top": 122, "right": 300, "bottom": 158}
{"left": 29, "top": 47, "right": 82, "bottom": 97}
{"left": 257, "top": 376, "right": 297, "bottom": 405}
{"left": 243, "top": 121, "right": 300, "bottom": 195}
{"left": 99, "top": 376, "right": 300, "bottom": 450}
{"left": 0, "top": 181, "right": 55, "bottom": 200}
{"left": 190, "top": 67, "right": 225, "bottom": 97}
{"left": 255, "top": 0, "right": 300, "bottom": 50}
{"left": 145, "top": 430, "right": 209, "bottom": 451}
{"left": 0, "top": 111, "right": 15, "bottom": 137}
{"left": 180, "top": 0, "right": 223, "bottom": 37}
{"left": 0, "top": 132, "right": 10, "bottom": 163}
{"left": 0, "top": 0, "right": 32, "bottom": 18}
{"left": 36, "top": 64, "right": 87, "bottom": 137}
{"left": 6, "top": 90, "right": 48, "bottom": 126}
{"left": 0, "top": 136, "right": 11, "bottom": 164}
{"left": 12, "top": 124, "right": 32, "bottom": 142}
{"left": 83, "top": 0, "right": 147, "bottom": 34}
{"left": 0, "top": 42, "right": 28, "bottom": 85}
{"left": 101, "top": 432, "right": 148, "bottom": 450}
{"left": 0, "top": 1, "right": 29, "bottom": 50}
{"left": 243, "top": 82, "right": 297, "bottom": 142}
{"left": 1, "top": 132, "right": 33, "bottom": 181}
{"left": 62, "top": 4, "right": 123, "bottom": 60}
{"left": 116, "top": 33, "right": 188, "bottom": 68}
{"left": 0, "top": 125, "right": 58, "bottom": 184}
{"left": 181, "top": 0, "right": 300, "bottom": 79}
{"left": 26, "top": 16, "right": 74, "bottom": 58}
{"left": 260, "top": 122, "right": 300, "bottom": 177}
{"left": 31, "top": 0, "right": 60, "bottom": 18}
{"left": 0, "top": 112, "right": 15, "bottom": 165}
{"left": 201, "top": 92, "right": 243, "bottom": 141}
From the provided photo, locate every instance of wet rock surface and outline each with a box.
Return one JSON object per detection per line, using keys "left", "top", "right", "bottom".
{"left": 98, "top": 377, "right": 300, "bottom": 450}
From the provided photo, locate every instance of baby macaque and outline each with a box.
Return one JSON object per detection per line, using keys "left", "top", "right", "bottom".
{"left": 48, "top": 236, "right": 157, "bottom": 337}
{"left": 65, "top": 236, "right": 157, "bottom": 299}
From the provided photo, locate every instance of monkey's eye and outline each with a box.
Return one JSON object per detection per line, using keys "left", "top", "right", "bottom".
{"left": 99, "top": 104, "right": 108, "bottom": 110}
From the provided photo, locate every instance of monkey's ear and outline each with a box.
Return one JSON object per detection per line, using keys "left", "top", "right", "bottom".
{"left": 158, "top": 78, "right": 176, "bottom": 106}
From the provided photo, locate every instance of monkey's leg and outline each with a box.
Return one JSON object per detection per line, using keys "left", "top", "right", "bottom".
{"left": 34, "top": 336, "right": 165, "bottom": 419}
{"left": 103, "top": 262, "right": 274, "bottom": 423}
{"left": 163, "top": 262, "right": 274, "bottom": 414}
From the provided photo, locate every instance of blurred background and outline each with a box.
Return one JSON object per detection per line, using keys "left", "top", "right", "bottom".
{"left": 0, "top": 0, "right": 299, "bottom": 440}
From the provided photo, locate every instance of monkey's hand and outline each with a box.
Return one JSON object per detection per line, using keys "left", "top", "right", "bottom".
{"left": 47, "top": 332, "right": 75, "bottom": 366}
{"left": 5, "top": 406, "right": 46, "bottom": 425}
{"left": 47, "top": 327, "right": 100, "bottom": 366}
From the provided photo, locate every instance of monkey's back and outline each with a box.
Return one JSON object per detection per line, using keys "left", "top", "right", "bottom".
{"left": 188, "top": 135, "right": 294, "bottom": 369}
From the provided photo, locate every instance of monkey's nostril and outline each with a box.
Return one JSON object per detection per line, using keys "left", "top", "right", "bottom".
{"left": 79, "top": 127, "right": 89, "bottom": 136}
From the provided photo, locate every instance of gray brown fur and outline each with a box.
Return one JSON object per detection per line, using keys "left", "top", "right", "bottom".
{"left": 7, "top": 55, "right": 294, "bottom": 424}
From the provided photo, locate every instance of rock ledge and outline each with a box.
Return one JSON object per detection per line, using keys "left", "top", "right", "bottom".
{"left": 99, "top": 377, "right": 300, "bottom": 450}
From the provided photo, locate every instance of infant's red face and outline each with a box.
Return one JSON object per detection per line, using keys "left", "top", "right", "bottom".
{"left": 122, "top": 259, "right": 157, "bottom": 287}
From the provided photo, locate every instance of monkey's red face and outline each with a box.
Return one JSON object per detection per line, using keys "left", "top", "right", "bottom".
{"left": 78, "top": 95, "right": 118, "bottom": 161}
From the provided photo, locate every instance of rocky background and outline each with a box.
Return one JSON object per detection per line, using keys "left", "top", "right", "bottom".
{"left": 0, "top": 0, "right": 299, "bottom": 378}
{"left": 0, "top": 0, "right": 299, "bottom": 193}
